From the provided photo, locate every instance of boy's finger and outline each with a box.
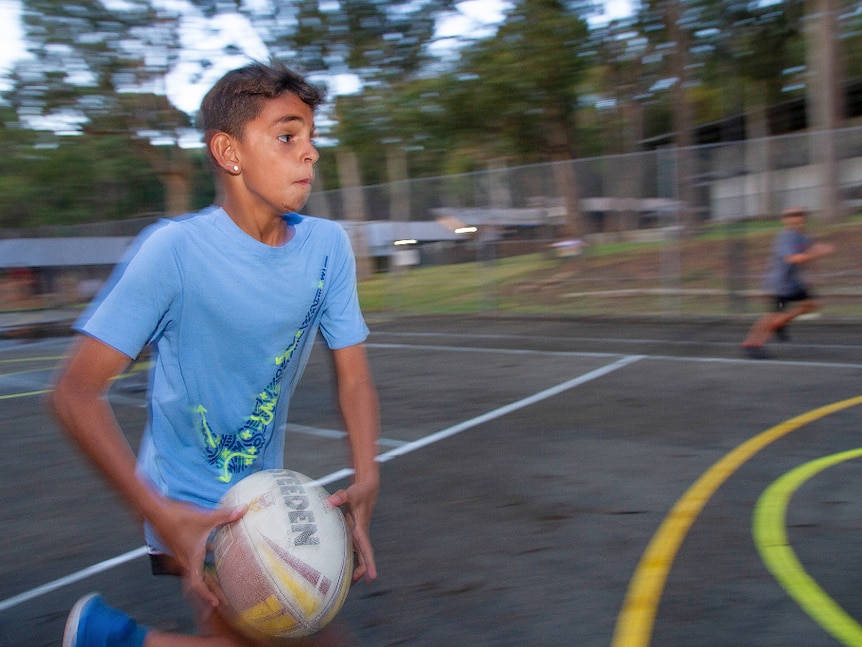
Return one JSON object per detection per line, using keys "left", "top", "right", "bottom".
{"left": 188, "top": 565, "right": 220, "bottom": 607}
{"left": 327, "top": 489, "right": 347, "bottom": 507}
{"left": 213, "top": 504, "right": 247, "bottom": 527}
{"left": 351, "top": 528, "right": 377, "bottom": 581}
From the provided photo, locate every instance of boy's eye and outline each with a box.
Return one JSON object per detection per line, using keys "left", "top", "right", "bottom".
{"left": 278, "top": 134, "right": 292, "bottom": 143}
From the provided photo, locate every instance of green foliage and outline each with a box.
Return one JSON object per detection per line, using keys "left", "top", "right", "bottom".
{"left": 441, "top": 0, "right": 591, "bottom": 160}
{"left": 327, "top": 0, "right": 595, "bottom": 183}
{"left": 0, "top": 126, "right": 166, "bottom": 227}
{"left": 0, "top": 0, "right": 847, "bottom": 225}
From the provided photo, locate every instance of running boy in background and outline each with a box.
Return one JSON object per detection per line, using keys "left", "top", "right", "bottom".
{"left": 741, "top": 205, "right": 835, "bottom": 359}
{"left": 51, "top": 60, "right": 380, "bottom": 646}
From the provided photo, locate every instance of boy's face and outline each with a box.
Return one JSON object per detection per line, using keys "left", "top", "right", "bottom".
{"left": 232, "top": 92, "right": 319, "bottom": 215}
{"left": 783, "top": 212, "right": 806, "bottom": 231}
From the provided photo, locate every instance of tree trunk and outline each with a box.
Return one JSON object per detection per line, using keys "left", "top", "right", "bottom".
{"left": 804, "top": 0, "right": 844, "bottom": 221}
{"left": 336, "top": 149, "right": 373, "bottom": 280}
{"left": 745, "top": 96, "right": 775, "bottom": 218}
{"left": 545, "top": 116, "right": 584, "bottom": 238}
{"left": 129, "top": 138, "right": 194, "bottom": 217}
{"left": 158, "top": 170, "right": 192, "bottom": 216}
{"left": 665, "top": 0, "right": 698, "bottom": 233}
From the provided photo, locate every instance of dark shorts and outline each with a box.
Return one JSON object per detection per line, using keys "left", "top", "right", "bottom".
{"left": 149, "top": 550, "right": 183, "bottom": 576}
{"left": 772, "top": 288, "right": 812, "bottom": 311}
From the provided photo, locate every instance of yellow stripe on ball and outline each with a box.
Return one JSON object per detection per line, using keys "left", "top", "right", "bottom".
{"left": 238, "top": 595, "right": 298, "bottom": 635}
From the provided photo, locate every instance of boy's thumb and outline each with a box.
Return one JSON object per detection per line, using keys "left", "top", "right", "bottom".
{"left": 216, "top": 504, "right": 247, "bottom": 526}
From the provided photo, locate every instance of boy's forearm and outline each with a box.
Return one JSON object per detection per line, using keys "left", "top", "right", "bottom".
{"left": 332, "top": 343, "right": 380, "bottom": 484}
{"left": 49, "top": 337, "right": 166, "bottom": 525}
{"left": 51, "top": 384, "right": 164, "bottom": 522}
{"left": 340, "top": 378, "right": 380, "bottom": 485}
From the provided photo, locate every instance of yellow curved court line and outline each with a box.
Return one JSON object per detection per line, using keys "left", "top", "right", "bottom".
{"left": 0, "top": 389, "right": 52, "bottom": 401}
{"left": 0, "top": 355, "right": 65, "bottom": 364}
{"left": 753, "top": 447, "right": 862, "bottom": 646}
{"left": 611, "top": 394, "right": 862, "bottom": 647}
{"left": 0, "top": 362, "right": 149, "bottom": 401}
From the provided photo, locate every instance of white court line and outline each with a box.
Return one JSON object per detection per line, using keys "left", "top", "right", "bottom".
{"left": 285, "top": 422, "right": 407, "bottom": 448}
{"left": 0, "top": 354, "right": 643, "bottom": 613}
{"left": 370, "top": 341, "right": 862, "bottom": 370}
{"left": 0, "top": 547, "right": 149, "bottom": 613}
{"left": 372, "top": 330, "right": 862, "bottom": 352}
{"left": 368, "top": 341, "right": 623, "bottom": 358}
{"left": 374, "top": 354, "right": 644, "bottom": 461}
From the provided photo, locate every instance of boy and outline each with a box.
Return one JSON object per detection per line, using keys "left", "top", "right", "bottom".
{"left": 741, "top": 205, "right": 835, "bottom": 359}
{"left": 51, "top": 60, "right": 380, "bottom": 646}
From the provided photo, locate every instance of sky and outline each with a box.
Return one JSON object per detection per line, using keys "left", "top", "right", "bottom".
{"left": 0, "top": 0, "right": 634, "bottom": 118}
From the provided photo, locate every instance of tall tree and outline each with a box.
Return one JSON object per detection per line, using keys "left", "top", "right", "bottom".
{"left": 727, "top": 0, "right": 805, "bottom": 217}
{"left": 805, "top": 0, "right": 844, "bottom": 220}
{"left": 7, "top": 0, "right": 201, "bottom": 216}
{"left": 633, "top": 0, "right": 703, "bottom": 230}
{"left": 0, "top": 119, "right": 168, "bottom": 229}
{"left": 315, "top": 0, "right": 459, "bottom": 181}
{"left": 441, "top": 0, "right": 593, "bottom": 234}
{"left": 587, "top": 17, "right": 652, "bottom": 156}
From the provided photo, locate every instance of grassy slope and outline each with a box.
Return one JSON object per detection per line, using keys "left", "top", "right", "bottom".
{"left": 359, "top": 219, "right": 862, "bottom": 318}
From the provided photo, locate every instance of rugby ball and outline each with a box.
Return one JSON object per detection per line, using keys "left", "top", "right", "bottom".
{"left": 209, "top": 469, "right": 353, "bottom": 640}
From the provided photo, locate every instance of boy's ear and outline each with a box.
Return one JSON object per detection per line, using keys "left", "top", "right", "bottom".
{"left": 209, "top": 132, "right": 240, "bottom": 174}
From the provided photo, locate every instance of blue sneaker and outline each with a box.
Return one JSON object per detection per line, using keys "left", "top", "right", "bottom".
{"left": 62, "top": 593, "right": 148, "bottom": 647}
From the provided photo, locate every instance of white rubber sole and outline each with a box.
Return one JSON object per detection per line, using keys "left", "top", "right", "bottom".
{"left": 62, "top": 592, "right": 100, "bottom": 647}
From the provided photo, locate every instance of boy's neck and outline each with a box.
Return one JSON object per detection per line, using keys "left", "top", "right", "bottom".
{"left": 221, "top": 203, "right": 293, "bottom": 247}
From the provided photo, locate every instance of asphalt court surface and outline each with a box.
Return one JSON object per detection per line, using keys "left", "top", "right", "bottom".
{"left": 3, "top": 315, "right": 862, "bottom": 646}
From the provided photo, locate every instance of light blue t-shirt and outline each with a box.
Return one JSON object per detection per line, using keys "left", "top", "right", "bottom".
{"left": 75, "top": 207, "right": 368, "bottom": 529}
{"left": 762, "top": 228, "right": 812, "bottom": 296}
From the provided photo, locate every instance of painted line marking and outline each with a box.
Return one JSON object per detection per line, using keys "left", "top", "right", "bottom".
{"left": 753, "top": 448, "right": 862, "bottom": 646}
{"left": 611, "top": 395, "right": 862, "bottom": 647}
{"left": 0, "top": 546, "right": 150, "bottom": 613}
{"left": 374, "top": 354, "right": 644, "bottom": 462}
{"left": 0, "top": 389, "right": 52, "bottom": 401}
{"left": 285, "top": 422, "right": 407, "bottom": 448}
{"left": 368, "top": 341, "right": 862, "bottom": 370}
{"left": 0, "top": 367, "right": 58, "bottom": 379}
{"left": 0, "top": 363, "right": 148, "bottom": 401}
{"left": 368, "top": 341, "right": 625, "bottom": 359}
{"left": 0, "top": 355, "right": 66, "bottom": 365}
{"left": 0, "top": 355, "right": 643, "bottom": 613}
{"left": 371, "top": 330, "right": 862, "bottom": 352}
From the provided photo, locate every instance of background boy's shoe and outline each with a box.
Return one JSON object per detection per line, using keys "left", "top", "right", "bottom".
{"left": 742, "top": 345, "right": 771, "bottom": 360}
{"left": 62, "top": 593, "right": 148, "bottom": 647}
{"left": 774, "top": 325, "right": 790, "bottom": 342}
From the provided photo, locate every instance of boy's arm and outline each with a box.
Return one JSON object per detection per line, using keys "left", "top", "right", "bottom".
{"left": 787, "top": 241, "right": 835, "bottom": 265}
{"left": 49, "top": 335, "right": 243, "bottom": 605}
{"left": 327, "top": 342, "right": 380, "bottom": 582}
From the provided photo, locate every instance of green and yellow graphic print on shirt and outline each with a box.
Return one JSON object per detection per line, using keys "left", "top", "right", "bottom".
{"left": 199, "top": 258, "right": 328, "bottom": 483}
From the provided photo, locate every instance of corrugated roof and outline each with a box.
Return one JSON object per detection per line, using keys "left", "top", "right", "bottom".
{"left": 0, "top": 220, "right": 469, "bottom": 269}
{"left": 0, "top": 237, "right": 134, "bottom": 268}
{"left": 337, "top": 220, "right": 465, "bottom": 255}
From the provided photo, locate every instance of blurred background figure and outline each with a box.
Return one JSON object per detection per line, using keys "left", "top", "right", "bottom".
{"left": 741, "top": 206, "right": 836, "bottom": 359}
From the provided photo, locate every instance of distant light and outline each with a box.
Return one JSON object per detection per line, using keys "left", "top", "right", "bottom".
{"left": 455, "top": 226, "right": 478, "bottom": 234}
{"left": 394, "top": 239, "right": 418, "bottom": 246}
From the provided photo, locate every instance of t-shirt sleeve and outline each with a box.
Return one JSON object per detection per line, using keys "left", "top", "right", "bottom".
{"left": 74, "top": 222, "right": 181, "bottom": 359}
{"left": 776, "top": 230, "right": 811, "bottom": 260}
{"left": 318, "top": 225, "right": 369, "bottom": 349}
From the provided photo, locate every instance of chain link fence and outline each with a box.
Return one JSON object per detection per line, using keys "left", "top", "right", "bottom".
{"left": 308, "top": 127, "right": 862, "bottom": 319}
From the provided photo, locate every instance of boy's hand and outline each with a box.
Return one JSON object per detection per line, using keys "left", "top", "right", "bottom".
{"left": 812, "top": 242, "right": 836, "bottom": 257}
{"left": 152, "top": 499, "right": 247, "bottom": 606}
{"left": 328, "top": 478, "right": 378, "bottom": 582}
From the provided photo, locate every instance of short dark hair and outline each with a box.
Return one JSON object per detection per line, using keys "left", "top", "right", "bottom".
{"left": 781, "top": 206, "right": 807, "bottom": 218}
{"left": 198, "top": 60, "right": 325, "bottom": 141}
